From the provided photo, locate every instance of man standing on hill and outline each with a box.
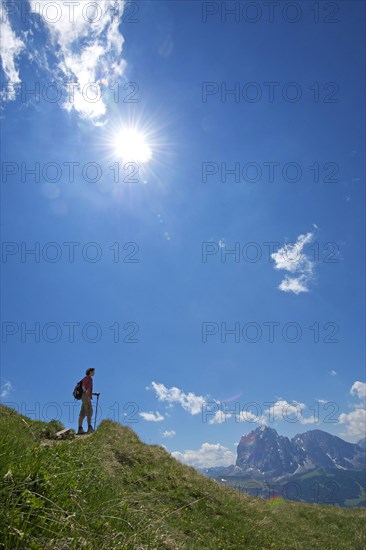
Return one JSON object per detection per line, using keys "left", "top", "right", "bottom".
{"left": 77, "top": 368, "right": 95, "bottom": 435}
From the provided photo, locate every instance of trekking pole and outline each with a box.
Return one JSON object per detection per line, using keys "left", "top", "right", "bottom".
{"left": 94, "top": 393, "right": 100, "bottom": 431}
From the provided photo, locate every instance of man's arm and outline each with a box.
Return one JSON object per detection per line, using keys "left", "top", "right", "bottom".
{"left": 82, "top": 377, "right": 91, "bottom": 396}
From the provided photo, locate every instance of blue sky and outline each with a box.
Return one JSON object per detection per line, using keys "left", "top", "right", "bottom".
{"left": 1, "top": 0, "right": 365, "bottom": 467}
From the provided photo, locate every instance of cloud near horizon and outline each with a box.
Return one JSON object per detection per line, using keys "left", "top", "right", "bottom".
{"left": 350, "top": 381, "right": 366, "bottom": 400}
{"left": 162, "top": 430, "right": 176, "bottom": 438}
{"left": 338, "top": 381, "right": 366, "bottom": 440}
{"left": 172, "top": 442, "right": 236, "bottom": 468}
{"left": 139, "top": 411, "right": 164, "bottom": 422}
{"left": 0, "top": 380, "right": 13, "bottom": 399}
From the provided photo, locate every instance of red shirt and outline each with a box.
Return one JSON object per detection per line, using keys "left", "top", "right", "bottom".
{"left": 82, "top": 375, "right": 93, "bottom": 399}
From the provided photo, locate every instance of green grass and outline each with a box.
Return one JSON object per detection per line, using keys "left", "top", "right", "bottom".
{"left": 0, "top": 405, "right": 365, "bottom": 549}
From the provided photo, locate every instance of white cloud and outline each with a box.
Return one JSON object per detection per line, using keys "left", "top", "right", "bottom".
{"left": 172, "top": 442, "right": 236, "bottom": 468}
{"left": 0, "top": 8, "right": 25, "bottom": 100}
{"left": 350, "top": 381, "right": 366, "bottom": 400}
{"left": 339, "top": 408, "right": 366, "bottom": 439}
{"left": 0, "top": 380, "right": 13, "bottom": 399}
{"left": 162, "top": 430, "right": 176, "bottom": 438}
{"left": 266, "top": 400, "right": 306, "bottom": 422}
{"left": 28, "top": 0, "right": 126, "bottom": 121}
{"left": 300, "top": 415, "right": 318, "bottom": 425}
{"left": 329, "top": 370, "right": 338, "bottom": 377}
{"left": 236, "top": 410, "right": 267, "bottom": 425}
{"left": 272, "top": 231, "right": 315, "bottom": 294}
{"left": 139, "top": 411, "right": 164, "bottom": 422}
{"left": 208, "top": 410, "right": 233, "bottom": 424}
{"left": 148, "top": 383, "right": 324, "bottom": 428}
{"left": 149, "top": 382, "right": 206, "bottom": 416}
{"left": 278, "top": 274, "right": 310, "bottom": 295}
{"left": 338, "top": 381, "right": 366, "bottom": 439}
{"left": 272, "top": 232, "right": 313, "bottom": 273}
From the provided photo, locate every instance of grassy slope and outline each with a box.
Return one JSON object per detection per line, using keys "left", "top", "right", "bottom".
{"left": 0, "top": 405, "right": 365, "bottom": 550}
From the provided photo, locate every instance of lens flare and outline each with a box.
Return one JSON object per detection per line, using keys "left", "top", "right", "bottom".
{"left": 113, "top": 127, "right": 152, "bottom": 163}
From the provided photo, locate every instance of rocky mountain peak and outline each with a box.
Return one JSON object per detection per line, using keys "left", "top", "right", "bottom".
{"left": 236, "top": 428, "right": 366, "bottom": 477}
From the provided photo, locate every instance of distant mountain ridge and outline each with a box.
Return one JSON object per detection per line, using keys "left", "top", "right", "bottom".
{"left": 234, "top": 427, "right": 365, "bottom": 478}
{"left": 200, "top": 427, "right": 365, "bottom": 480}
{"left": 199, "top": 427, "right": 366, "bottom": 508}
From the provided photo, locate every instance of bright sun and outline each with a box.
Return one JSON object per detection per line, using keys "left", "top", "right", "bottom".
{"left": 114, "top": 128, "right": 153, "bottom": 163}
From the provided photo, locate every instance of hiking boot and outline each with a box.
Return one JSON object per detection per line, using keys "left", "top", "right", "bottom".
{"left": 87, "top": 425, "right": 94, "bottom": 433}
{"left": 77, "top": 427, "right": 85, "bottom": 435}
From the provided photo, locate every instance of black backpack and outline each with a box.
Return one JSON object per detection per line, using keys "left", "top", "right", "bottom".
{"left": 73, "top": 380, "right": 83, "bottom": 400}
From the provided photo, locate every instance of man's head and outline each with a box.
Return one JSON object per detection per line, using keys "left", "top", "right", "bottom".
{"left": 86, "top": 368, "right": 95, "bottom": 377}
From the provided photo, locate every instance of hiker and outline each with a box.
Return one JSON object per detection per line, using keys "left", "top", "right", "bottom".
{"left": 78, "top": 368, "right": 96, "bottom": 435}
